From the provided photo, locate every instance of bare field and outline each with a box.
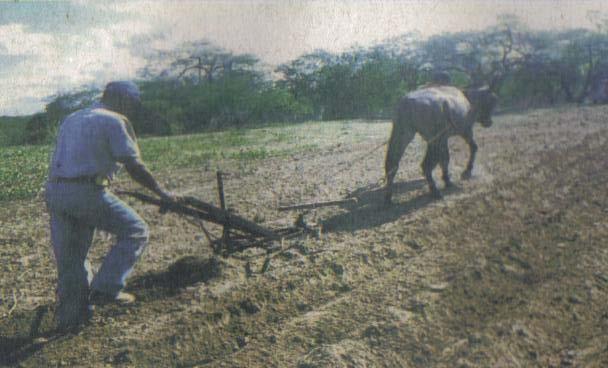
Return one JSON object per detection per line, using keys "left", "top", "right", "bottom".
{"left": 2, "top": 105, "right": 608, "bottom": 367}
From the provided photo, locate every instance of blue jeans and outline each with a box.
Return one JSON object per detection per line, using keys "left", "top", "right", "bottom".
{"left": 45, "top": 182, "right": 149, "bottom": 325}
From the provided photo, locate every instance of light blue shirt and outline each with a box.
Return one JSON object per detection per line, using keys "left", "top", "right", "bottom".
{"left": 49, "top": 102, "right": 140, "bottom": 180}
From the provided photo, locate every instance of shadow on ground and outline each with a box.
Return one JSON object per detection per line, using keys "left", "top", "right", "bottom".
{"left": 322, "top": 179, "right": 461, "bottom": 232}
{"left": 1, "top": 335, "right": 46, "bottom": 367}
{"left": 127, "top": 255, "right": 223, "bottom": 302}
{"left": 0, "top": 257, "right": 223, "bottom": 366}
{"left": 0, "top": 306, "right": 58, "bottom": 367}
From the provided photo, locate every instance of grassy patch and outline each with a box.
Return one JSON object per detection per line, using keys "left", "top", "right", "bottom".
{"left": 0, "top": 145, "right": 51, "bottom": 201}
{"left": 0, "top": 120, "right": 381, "bottom": 202}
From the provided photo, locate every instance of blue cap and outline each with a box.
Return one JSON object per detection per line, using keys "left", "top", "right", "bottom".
{"left": 103, "top": 81, "right": 141, "bottom": 102}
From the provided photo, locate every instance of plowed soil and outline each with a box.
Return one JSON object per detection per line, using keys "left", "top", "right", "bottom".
{"left": 1, "top": 104, "right": 608, "bottom": 367}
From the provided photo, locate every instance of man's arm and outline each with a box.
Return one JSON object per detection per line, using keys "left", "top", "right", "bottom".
{"left": 122, "top": 157, "right": 173, "bottom": 201}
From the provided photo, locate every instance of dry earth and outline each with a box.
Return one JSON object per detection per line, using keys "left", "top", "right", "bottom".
{"left": 1, "top": 104, "right": 608, "bottom": 367}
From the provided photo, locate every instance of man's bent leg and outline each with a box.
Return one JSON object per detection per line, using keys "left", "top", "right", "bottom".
{"left": 90, "top": 191, "right": 149, "bottom": 297}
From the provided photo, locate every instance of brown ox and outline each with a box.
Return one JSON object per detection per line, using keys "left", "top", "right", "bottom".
{"left": 384, "top": 85, "right": 497, "bottom": 203}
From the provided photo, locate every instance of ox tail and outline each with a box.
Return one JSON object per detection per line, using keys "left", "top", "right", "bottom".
{"left": 384, "top": 99, "right": 416, "bottom": 202}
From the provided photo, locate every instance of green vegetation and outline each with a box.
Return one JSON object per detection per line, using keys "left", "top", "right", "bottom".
{"left": 0, "top": 116, "right": 31, "bottom": 146}
{"left": 0, "top": 144, "right": 50, "bottom": 201}
{"left": 0, "top": 120, "right": 376, "bottom": 202}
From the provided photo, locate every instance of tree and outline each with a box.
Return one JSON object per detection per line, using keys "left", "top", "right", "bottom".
{"left": 24, "top": 113, "right": 52, "bottom": 145}
{"left": 419, "top": 15, "right": 534, "bottom": 92}
{"left": 275, "top": 50, "right": 336, "bottom": 117}
{"left": 316, "top": 62, "right": 356, "bottom": 120}
{"left": 24, "top": 89, "right": 99, "bottom": 144}
{"left": 170, "top": 42, "right": 260, "bottom": 85}
{"left": 138, "top": 40, "right": 260, "bottom": 85}
{"left": 561, "top": 30, "right": 608, "bottom": 102}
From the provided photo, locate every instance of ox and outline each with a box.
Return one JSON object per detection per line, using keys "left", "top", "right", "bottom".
{"left": 384, "top": 85, "right": 497, "bottom": 203}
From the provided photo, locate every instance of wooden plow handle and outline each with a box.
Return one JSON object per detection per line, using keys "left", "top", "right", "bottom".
{"left": 117, "top": 191, "right": 280, "bottom": 240}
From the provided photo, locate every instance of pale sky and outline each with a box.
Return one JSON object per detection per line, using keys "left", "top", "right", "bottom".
{"left": 1, "top": 0, "right": 607, "bottom": 116}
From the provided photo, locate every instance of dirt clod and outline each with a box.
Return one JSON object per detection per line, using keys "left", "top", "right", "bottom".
{"left": 239, "top": 299, "right": 260, "bottom": 314}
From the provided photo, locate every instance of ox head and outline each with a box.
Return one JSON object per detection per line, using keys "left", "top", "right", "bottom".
{"left": 465, "top": 86, "right": 498, "bottom": 127}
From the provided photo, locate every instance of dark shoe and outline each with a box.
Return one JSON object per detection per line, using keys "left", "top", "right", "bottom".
{"left": 429, "top": 188, "right": 443, "bottom": 200}
{"left": 55, "top": 309, "right": 92, "bottom": 334}
{"left": 55, "top": 301, "right": 92, "bottom": 334}
{"left": 90, "top": 290, "right": 136, "bottom": 306}
{"left": 56, "top": 320, "right": 86, "bottom": 335}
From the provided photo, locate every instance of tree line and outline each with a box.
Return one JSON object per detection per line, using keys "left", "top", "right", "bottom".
{"left": 19, "top": 14, "right": 608, "bottom": 145}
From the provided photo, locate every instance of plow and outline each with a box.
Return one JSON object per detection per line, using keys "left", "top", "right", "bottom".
{"left": 119, "top": 141, "right": 389, "bottom": 257}
{"left": 119, "top": 189, "right": 295, "bottom": 256}
{"left": 117, "top": 172, "right": 357, "bottom": 257}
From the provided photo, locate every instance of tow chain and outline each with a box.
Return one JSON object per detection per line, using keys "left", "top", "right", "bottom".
{"left": 331, "top": 139, "right": 389, "bottom": 197}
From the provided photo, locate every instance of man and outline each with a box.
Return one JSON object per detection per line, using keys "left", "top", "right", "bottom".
{"left": 45, "top": 81, "right": 174, "bottom": 332}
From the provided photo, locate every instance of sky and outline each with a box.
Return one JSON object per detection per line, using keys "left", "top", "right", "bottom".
{"left": 1, "top": 0, "right": 608, "bottom": 116}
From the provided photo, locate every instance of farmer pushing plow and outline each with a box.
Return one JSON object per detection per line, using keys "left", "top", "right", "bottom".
{"left": 45, "top": 81, "right": 177, "bottom": 332}
{"left": 44, "top": 81, "right": 286, "bottom": 333}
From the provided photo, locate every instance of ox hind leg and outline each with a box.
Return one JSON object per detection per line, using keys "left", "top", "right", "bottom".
{"left": 461, "top": 129, "right": 478, "bottom": 180}
{"left": 438, "top": 139, "right": 453, "bottom": 188}
{"left": 422, "top": 138, "right": 448, "bottom": 199}
{"left": 384, "top": 122, "right": 415, "bottom": 204}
